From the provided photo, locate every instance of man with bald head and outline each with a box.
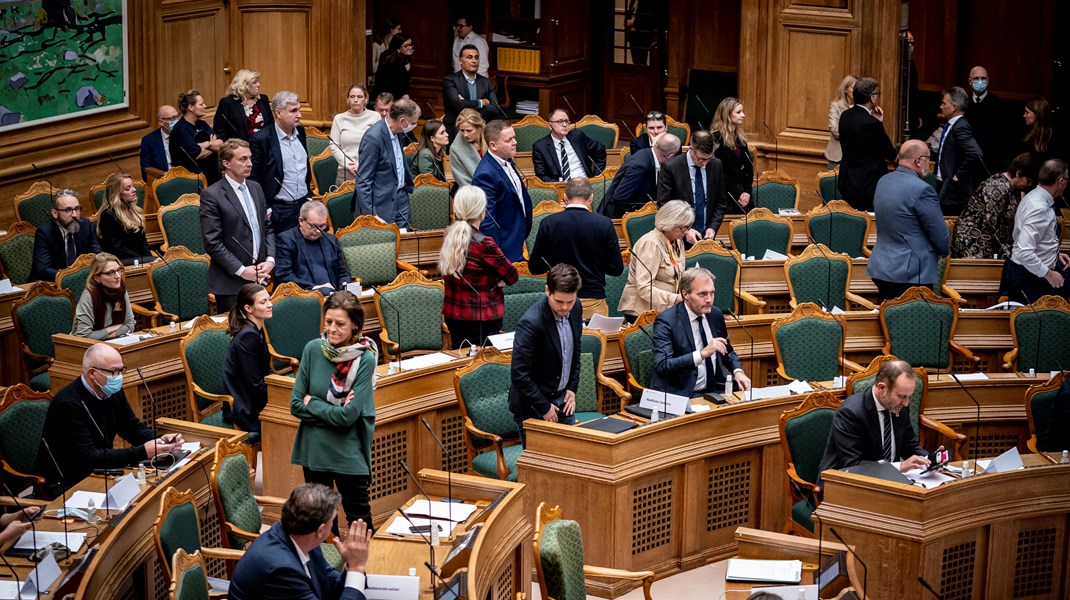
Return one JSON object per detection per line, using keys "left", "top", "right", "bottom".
{"left": 140, "top": 105, "right": 179, "bottom": 178}
{"left": 866, "top": 140, "right": 950, "bottom": 301}
{"left": 37, "top": 343, "right": 183, "bottom": 493}
{"left": 965, "top": 65, "right": 1010, "bottom": 174}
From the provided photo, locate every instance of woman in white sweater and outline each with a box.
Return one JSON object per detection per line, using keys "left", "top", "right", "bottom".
{"left": 824, "top": 74, "right": 857, "bottom": 170}
{"left": 330, "top": 83, "right": 382, "bottom": 186}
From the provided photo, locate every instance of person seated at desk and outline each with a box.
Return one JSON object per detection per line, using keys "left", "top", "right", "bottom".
{"left": 96, "top": 173, "right": 152, "bottom": 265}
{"left": 30, "top": 189, "right": 102, "bottom": 282}
{"left": 275, "top": 201, "right": 352, "bottom": 296}
{"left": 817, "top": 359, "right": 935, "bottom": 477}
{"left": 223, "top": 283, "right": 272, "bottom": 433}
{"left": 411, "top": 119, "right": 448, "bottom": 181}
{"left": 36, "top": 343, "right": 183, "bottom": 493}
{"left": 0, "top": 506, "right": 40, "bottom": 546}
{"left": 649, "top": 266, "right": 751, "bottom": 399}
{"left": 229, "top": 483, "right": 372, "bottom": 600}
{"left": 72, "top": 253, "right": 135, "bottom": 341}
{"left": 531, "top": 108, "right": 607, "bottom": 182}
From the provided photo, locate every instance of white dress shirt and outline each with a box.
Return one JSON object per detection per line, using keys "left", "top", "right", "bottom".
{"left": 553, "top": 135, "right": 587, "bottom": 179}
{"left": 452, "top": 31, "right": 490, "bottom": 77}
{"left": 1011, "top": 186, "right": 1059, "bottom": 278}
{"left": 491, "top": 152, "right": 525, "bottom": 214}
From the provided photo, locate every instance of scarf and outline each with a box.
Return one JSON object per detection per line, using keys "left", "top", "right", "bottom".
{"left": 92, "top": 284, "right": 127, "bottom": 331}
{"left": 320, "top": 334, "right": 378, "bottom": 406}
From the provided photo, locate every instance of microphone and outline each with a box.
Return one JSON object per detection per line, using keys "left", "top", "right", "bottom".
{"left": 2, "top": 481, "right": 42, "bottom": 596}
{"left": 136, "top": 367, "right": 161, "bottom": 477}
{"left": 105, "top": 153, "right": 127, "bottom": 179}
{"left": 327, "top": 136, "right": 355, "bottom": 183}
{"left": 722, "top": 308, "right": 754, "bottom": 398}
{"left": 618, "top": 120, "right": 637, "bottom": 142}
{"left": 30, "top": 163, "right": 57, "bottom": 199}
{"left": 397, "top": 459, "right": 448, "bottom": 566}
{"left": 422, "top": 101, "right": 441, "bottom": 121}
{"left": 726, "top": 190, "right": 754, "bottom": 327}
{"left": 561, "top": 95, "right": 578, "bottom": 118}
{"left": 900, "top": 232, "right": 945, "bottom": 377}
{"left": 216, "top": 112, "right": 242, "bottom": 145}
{"left": 420, "top": 418, "right": 459, "bottom": 515}
{"left": 762, "top": 120, "right": 778, "bottom": 173}
{"left": 828, "top": 527, "right": 867, "bottom": 600}
{"left": 947, "top": 372, "right": 981, "bottom": 477}
{"left": 918, "top": 576, "right": 944, "bottom": 600}
{"left": 79, "top": 400, "right": 114, "bottom": 516}
{"left": 394, "top": 503, "right": 438, "bottom": 582}
{"left": 423, "top": 560, "right": 461, "bottom": 599}
{"left": 628, "top": 94, "right": 648, "bottom": 121}
{"left": 152, "top": 248, "right": 184, "bottom": 325}
{"left": 693, "top": 96, "right": 713, "bottom": 131}
{"left": 371, "top": 285, "right": 403, "bottom": 372}
{"left": 804, "top": 228, "right": 837, "bottom": 314}
{"left": 39, "top": 438, "right": 71, "bottom": 562}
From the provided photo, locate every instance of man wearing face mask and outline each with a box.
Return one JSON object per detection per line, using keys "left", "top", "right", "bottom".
{"left": 965, "top": 65, "right": 1010, "bottom": 174}
{"left": 140, "top": 105, "right": 179, "bottom": 179}
{"left": 30, "top": 189, "right": 102, "bottom": 281}
{"left": 354, "top": 98, "right": 420, "bottom": 228}
{"left": 36, "top": 343, "right": 183, "bottom": 493}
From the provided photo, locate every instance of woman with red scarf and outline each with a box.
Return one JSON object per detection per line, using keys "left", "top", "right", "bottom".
{"left": 72, "top": 253, "right": 135, "bottom": 340}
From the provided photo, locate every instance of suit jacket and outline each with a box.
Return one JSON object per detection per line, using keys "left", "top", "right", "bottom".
{"left": 600, "top": 147, "right": 658, "bottom": 218}
{"left": 508, "top": 297, "right": 583, "bottom": 421}
{"left": 817, "top": 386, "right": 925, "bottom": 477}
{"left": 223, "top": 323, "right": 270, "bottom": 433}
{"left": 275, "top": 226, "right": 352, "bottom": 293}
{"left": 936, "top": 117, "right": 984, "bottom": 212}
{"left": 442, "top": 72, "right": 499, "bottom": 135}
{"left": 249, "top": 124, "right": 312, "bottom": 203}
{"left": 649, "top": 303, "right": 743, "bottom": 398}
{"left": 837, "top": 105, "right": 896, "bottom": 212}
{"left": 354, "top": 118, "right": 413, "bottom": 227}
{"left": 528, "top": 206, "right": 623, "bottom": 299}
{"left": 866, "top": 166, "right": 950, "bottom": 285}
{"left": 199, "top": 176, "right": 276, "bottom": 296}
{"left": 448, "top": 137, "right": 482, "bottom": 187}
{"left": 629, "top": 133, "right": 653, "bottom": 156}
{"left": 966, "top": 92, "right": 1009, "bottom": 174}
{"left": 139, "top": 128, "right": 169, "bottom": 179}
{"left": 229, "top": 521, "right": 365, "bottom": 600}
{"left": 712, "top": 130, "right": 753, "bottom": 211}
{"left": 473, "top": 153, "right": 533, "bottom": 262}
{"left": 656, "top": 152, "right": 728, "bottom": 234}
{"left": 214, "top": 94, "right": 274, "bottom": 141}
{"left": 30, "top": 218, "right": 103, "bottom": 281}
{"left": 531, "top": 131, "right": 607, "bottom": 182}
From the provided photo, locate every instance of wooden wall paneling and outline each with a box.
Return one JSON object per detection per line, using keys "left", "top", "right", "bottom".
{"left": 158, "top": 1, "right": 229, "bottom": 113}
{"left": 236, "top": 4, "right": 312, "bottom": 109}
{"left": 543, "top": 0, "right": 591, "bottom": 76}
{"left": 961, "top": 0, "right": 1056, "bottom": 101}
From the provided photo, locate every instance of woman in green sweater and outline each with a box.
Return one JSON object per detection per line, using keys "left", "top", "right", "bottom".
{"left": 290, "top": 290, "right": 378, "bottom": 531}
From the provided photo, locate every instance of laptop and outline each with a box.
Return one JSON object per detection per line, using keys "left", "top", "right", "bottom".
{"left": 840, "top": 460, "right": 913, "bottom": 485}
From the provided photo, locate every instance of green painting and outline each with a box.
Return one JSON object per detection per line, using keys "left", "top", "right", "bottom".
{"left": 0, "top": 0, "right": 128, "bottom": 130}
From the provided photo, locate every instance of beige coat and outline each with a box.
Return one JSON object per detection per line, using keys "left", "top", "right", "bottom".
{"left": 617, "top": 228, "right": 684, "bottom": 315}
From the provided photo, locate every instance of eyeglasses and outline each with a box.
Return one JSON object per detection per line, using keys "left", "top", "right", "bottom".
{"left": 646, "top": 112, "right": 664, "bottom": 121}
{"left": 302, "top": 219, "right": 329, "bottom": 231}
{"left": 550, "top": 119, "right": 570, "bottom": 125}
{"left": 55, "top": 206, "right": 82, "bottom": 214}
{"left": 91, "top": 365, "right": 125, "bottom": 377}
{"left": 101, "top": 268, "right": 124, "bottom": 277}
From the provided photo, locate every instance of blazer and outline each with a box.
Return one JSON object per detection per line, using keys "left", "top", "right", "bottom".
{"left": 372, "top": 54, "right": 411, "bottom": 100}
{"left": 616, "top": 227, "right": 683, "bottom": 315}
{"left": 966, "top": 92, "right": 1010, "bottom": 174}
{"left": 30, "top": 217, "right": 102, "bottom": 281}
{"left": 249, "top": 124, "right": 312, "bottom": 203}
{"left": 199, "top": 176, "right": 276, "bottom": 296}
{"left": 229, "top": 521, "right": 366, "bottom": 600}
{"left": 442, "top": 71, "right": 499, "bottom": 134}
{"left": 866, "top": 166, "right": 950, "bottom": 285}
{"left": 649, "top": 302, "right": 743, "bottom": 398}
{"left": 601, "top": 147, "right": 658, "bottom": 218}
{"left": 223, "top": 323, "right": 270, "bottom": 433}
{"left": 837, "top": 105, "right": 896, "bottom": 212}
{"left": 508, "top": 297, "right": 583, "bottom": 421}
{"left": 448, "top": 137, "right": 482, "bottom": 187}
{"left": 139, "top": 128, "right": 169, "bottom": 179}
{"left": 169, "top": 117, "right": 222, "bottom": 184}
{"left": 354, "top": 118, "right": 413, "bottom": 227}
{"left": 275, "top": 226, "right": 352, "bottom": 294}
{"left": 817, "top": 386, "right": 925, "bottom": 478}
{"left": 656, "top": 152, "right": 728, "bottom": 234}
{"left": 936, "top": 117, "right": 984, "bottom": 212}
{"left": 97, "top": 208, "right": 151, "bottom": 263}
{"left": 531, "top": 131, "right": 607, "bottom": 182}
{"left": 411, "top": 147, "right": 446, "bottom": 181}
{"left": 712, "top": 130, "right": 752, "bottom": 211}
{"left": 473, "top": 152, "right": 533, "bottom": 263}
{"left": 528, "top": 206, "right": 624, "bottom": 299}
{"left": 629, "top": 133, "right": 653, "bottom": 156}
{"left": 214, "top": 94, "right": 274, "bottom": 141}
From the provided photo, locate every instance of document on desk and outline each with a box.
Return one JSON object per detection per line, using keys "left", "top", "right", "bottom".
{"left": 905, "top": 468, "right": 956, "bottom": 489}
{"left": 406, "top": 499, "right": 479, "bottom": 523}
{"left": 106, "top": 334, "right": 145, "bottom": 346}
{"left": 742, "top": 384, "right": 797, "bottom": 401}
{"left": 65, "top": 473, "right": 141, "bottom": 511}
{"left": 725, "top": 558, "right": 802, "bottom": 583}
{"left": 487, "top": 331, "right": 515, "bottom": 351}
{"left": 0, "top": 551, "right": 60, "bottom": 599}
{"left": 383, "top": 515, "right": 454, "bottom": 537}
{"left": 14, "top": 530, "right": 87, "bottom": 552}
{"left": 586, "top": 314, "right": 625, "bottom": 333}
{"left": 398, "top": 352, "right": 456, "bottom": 370}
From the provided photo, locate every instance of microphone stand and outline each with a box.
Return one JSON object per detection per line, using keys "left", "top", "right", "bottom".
{"left": 230, "top": 235, "right": 264, "bottom": 287}
{"left": 30, "top": 163, "right": 57, "bottom": 200}
{"left": 918, "top": 576, "right": 945, "bottom": 600}
{"left": 456, "top": 274, "right": 482, "bottom": 351}
{"left": 327, "top": 136, "right": 356, "bottom": 184}
{"left": 626, "top": 241, "right": 657, "bottom": 316}
{"left": 395, "top": 506, "right": 438, "bottom": 590}
{"left": 136, "top": 367, "right": 161, "bottom": 478}
{"left": 723, "top": 308, "right": 754, "bottom": 399}
{"left": 420, "top": 418, "right": 459, "bottom": 519}
{"left": 2, "top": 482, "right": 41, "bottom": 598}
{"left": 948, "top": 372, "right": 982, "bottom": 478}
{"left": 39, "top": 438, "right": 71, "bottom": 564}
{"left": 178, "top": 146, "right": 207, "bottom": 193}
{"left": 829, "top": 527, "right": 867, "bottom": 600}
{"left": 79, "top": 400, "right": 114, "bottom": 518}
{"left": 398, "top": 459, "right": 444, "bottom": 582}
{"left": 371, "top": 285, "right": 403, "bottom": 372}
{"left": 152, "top": 248, "right": 184, "bottom": 326}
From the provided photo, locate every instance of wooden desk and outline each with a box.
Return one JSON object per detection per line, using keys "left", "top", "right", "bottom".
{"left": 725, "top": 527, "right": 855, "bottom": 600}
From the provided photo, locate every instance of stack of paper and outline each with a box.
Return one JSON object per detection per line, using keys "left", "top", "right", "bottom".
{"left": 407, "top": 500, "right": 478, "bottom": 523}
{"left": 725, "top": 558, "right": 802, "bottom": 583}
{"left": 398, "top": 352, "right": 457, "bottom": 371}
{"left": 516, "top": 100, "right": 539, "bottom": 115}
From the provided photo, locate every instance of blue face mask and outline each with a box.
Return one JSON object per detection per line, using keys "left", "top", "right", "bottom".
{"left": 167, "top": 118, "right": 179, "bottom": 130}
{"left": 101, "top": 373, "right": 123, "bottom": 396}
{"left": 971, "top": 79, "right": 988, "bottom": 94}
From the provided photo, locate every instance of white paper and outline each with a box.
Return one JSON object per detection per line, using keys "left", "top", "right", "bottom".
{"left": 14, "top": 530, "right": 86, "bottom": 553}
{"left": 487, "top": 332, "right": 514, "bottom": 351}
{"left": 107, "top": 334, "right": 144, "bottom": 346}
{"left": 406, "top": 500, "right": 478, "bottom": 523}
{"left": 690, "top": 403, "right": 711, "bottom": 413}
{"left": 639, "top": 388, "right": 690, "bottom": 416}
{"left": 365, "top": 574, "right": 421, "bottom": 600}
{"left": 830, "top": 306, "right": 846, "bottom": 314}
{"left": 761, "top": 249, "right": 789, "bottom": 261}
{"left": 831, "top": 375, "right": 848, "bottom": 389}
{"left": 905, "top": 468, "right": 956, "bottom": 489}
{"left": 398, "top": 352, "right": 456, "bottom": 371}
{"left": 750, "top": 585, "right": 818, "bottom": 600}
{"left": 786, "top": 380, "right": 812, "bottom": 395}
{"left": 0, "top": 279, "right": 17, "bottom": 294}
{"left": 105, "top": 473, "right": 141, "bottom": 510}
{"left": 726, "top": 558, "right": 802, "bottom": 583}
{"left": 345, "top": 282, "right": 363, "bottom": 297}
{"left": 985, "top": 301, "right": 1024, "bottom": 311}
{"left": 181, "top": 441, "right": 202, "bottom": 453}
{"left": 778, "top": 208, "right": 801, "bottom": 216}
{"left": 65, "top": 490, "right": 106, "bottom": 510}
{"left": 384, "top": 515, "right": 453, "bottom": 537}
{"left": 951, "top": 372, "right": 989, "bottom": 381}
{"left": 586, "top": 314, "right": 625, "bottom": 333}
{"left": 984, "top": 446, "right": 1024, "bottom": 473}
{"left": 19, "top": 551, "right": 60, "bottom": 598}
{"left": 743, "top": 384, "right": 797, "bottom": 401}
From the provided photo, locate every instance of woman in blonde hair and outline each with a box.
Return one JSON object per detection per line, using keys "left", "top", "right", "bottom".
{"left": 97, "top": 173, "right": 151, "bottom": 264}
{"left": 449, "top": 108, "right": 487, "bottom": 187}
{"left": 710, "top": 97, "right": 753, "bottom": 212}
{"left": 438, "top": 185, "right": 518, "bottom": 347}
{"left": 617, "top": 200, "right": 692, "bottom": 319}
{"left": 214, "top": 69, "right": 273, "bottom": 141}
{"left": 825, "top": 74, "right": 857, "bottom": 169}
{"left": 72, "top": 252, "right": 135, "bottom": 340}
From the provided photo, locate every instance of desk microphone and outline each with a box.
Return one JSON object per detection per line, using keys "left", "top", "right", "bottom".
{"left": 397, "top": 459, "right": 442, "bottom": 575}
{"left": 78, "top": 399, "right": 115, "bottom": 515}
{"left": 626, "top": 244, "right": 658, "bottom": 315}
{"left": 918, "top": 576, "right": 944, "bottom": 600}
{"left": 900, "top": 232, "right": 945, "bottom": 378}
{"left": 725, "top": 190, "right": 754, "bottom": 322}
{"left": 560, "top": 95, "right": 578, "bottom": 119}
{"left": 0, "top": 551, "right": 23, "bottom": 598}
{"left": 39, "top": 438, "right": 71, "bottom": 561}
{"left": 30, "top": 164, "right": 57, "bottom": 221}
{"left": 152, "top": 248, "right": 184, "bottom": 324}
{"left": 395, "top": 505, "right": 437, "bottom": 584}
{"left": 423, "top": 560, "right": 461, "bottom": 599}
{"left": 136, "top": 366, "right": 167, "bottom": 476}
{"left": 420, "top": 418, "right": 459, "bottom": 515}
{"left": 371, "top": 286, "right": 403, "bottom": 372}
{"left": 2, "top": 481, "right": 41, "bottom": 597}
{"left": 722, "top": 308, "right": 754, "bottom": 397}
{"left": 947, "top": 372, "right": 981, "bottom": 476}
{"left": 828, "top": 527, "right": 867, "bottom": 600}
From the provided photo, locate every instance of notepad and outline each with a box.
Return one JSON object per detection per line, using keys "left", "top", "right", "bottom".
{"left": 726, "top": 558, "right": 802, "bottom": 583}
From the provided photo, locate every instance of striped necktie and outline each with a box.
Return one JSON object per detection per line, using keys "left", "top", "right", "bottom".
{"left": 881, "top": 411, "right": 893, "bottom": 461}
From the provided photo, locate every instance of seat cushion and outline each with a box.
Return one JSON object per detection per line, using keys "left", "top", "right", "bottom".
{"left": 29, "top": 373, "right": 50, "bottom": 393}
{"left": 471, "top": 445, "right": 523, "bottom": 482}
{"left": 574, "top": 411, "right": 605, "bottom": 424}
{"left": 792, "top": 499, "right": 815, "bottom": 534}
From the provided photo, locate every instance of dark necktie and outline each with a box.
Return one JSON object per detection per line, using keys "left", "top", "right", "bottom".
{"left": 559, "top": 140, "right": 570, "bottom": 181}
{"left": 881, "top": 411, "right": 893, "bottom": 461}
{"left": 65, "top": 232, "right": 77, "bottom": 267}
{"left": 694, "top": 164, "right": 706, "bottom": 230}
{"left": 695, "top": 316, "right": 717, "bottom": 392}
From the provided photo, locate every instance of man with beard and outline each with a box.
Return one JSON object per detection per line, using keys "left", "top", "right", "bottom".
{"left": 31, "top": 189, "right": 102, "bottom": 281}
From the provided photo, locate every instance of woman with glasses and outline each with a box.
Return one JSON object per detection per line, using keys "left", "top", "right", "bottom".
{"left": 96, "top": 173, "right": 152, "bottom": 265}
{"left": 617, "top": 200, "right": 692, "bottom": 320}
{"left": 372, "top": 33, "right": 414, "bottom": 101}
{"left": 222, "top": 283, "right": 273, "bottom": 433}
{"left": 72, "top": 252, "right": 135, "bottom": 340}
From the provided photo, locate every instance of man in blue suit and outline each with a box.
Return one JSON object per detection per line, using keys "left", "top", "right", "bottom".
{"left": 531, "top": 108, "right": 607, "bottom": 182}
{"left": 30, "top": 189, "right": 102, "bottom": 281}
{"left": 250, "top": 91, "right": 313, "bottom": 234}
{"left": 866, "top": 140, "right": 950, "bottom": 301}
{"left": 650, "top": 267, "right": 750, "bottom": 398}
{"left": 229, "top": 483, "right": 371, "bottom": 600}
{"left": 139, "top": 105, "right": 178, "bottom": 179}
{"left": 599, "top": 132, "right": 680, "bottom": 219}
{"left": 472, "top": 119, "right": 532, "bottom": 262}
{"left": 276, "top": 201, "right": 352, "bottom": 295}
{"left": 354, "top": 98, "right": 420, "bottom": 228}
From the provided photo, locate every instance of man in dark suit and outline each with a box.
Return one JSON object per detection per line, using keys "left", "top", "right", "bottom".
{"left": 139, "top": 104, "right": 179, "bottom": 179}
{"left": 531, "top": 108, "right": 607, "bottom": 182}
{"left": 599, "top": 132, "right": 679, "bottom": 219}
{"left": 443, "top": 44, "right": 499, "bottom": 138}
{"left": 473, "top": 119, "right": 533, "bottom": 262}
{"left": 249, "top": 91, "right": 312, "bottom": 234}
{"left": 966, "top": 65, "right": 1011, "bottom": 174}
{"left": 656, "top": 130, "right": 728, "bottom": 244}
{"left": 935, "top": 86, "right": 984, "bottom": 216}
{"left": 509, "top": 264, "right": 583, "bottom": 446}
{"left": 30, "top": 189, "right": 102, "bottom": 281}
{"left": 275, "top": 201, "right": 352, "bottom": 295}
{"left": 818, "top": 359, "right": 936, "bottom": 478}
{"left": 529, "top": 177, "right": 624, "bottom": 318}
{"left": 355, "top": 98, "right": 420, "bottom": 228}
{"left": 649, "top": 267, "right": 750, "bottom": 398}
{"left": 229, "top": 483, "right": 371, "bottom": 600}
{"left": 628, "top": 111, "right": 667, "bottom": 156}
{"left": 200, "top": 139, "right": 276, "bottom": 313}
{"left": 838, "top": 77, "right": 897, "bottom": 212}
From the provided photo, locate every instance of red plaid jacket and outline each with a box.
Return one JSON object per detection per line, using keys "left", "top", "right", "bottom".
{"left": 442, "top": 232, "right": 519, "bottom": 321}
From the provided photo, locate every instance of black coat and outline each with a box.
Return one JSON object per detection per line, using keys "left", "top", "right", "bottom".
{"left": 214, "top": 94, "right": 274, "bottom": 141}
{"left": 223, "top": 323, "right": 270, "bottom": 432}
{"left": 528, "top": 206, "right": 624, "bottom": 299}
{"left": 30, "top": 217, "right": 102, "bottom": 281}
{"left": 531, "top": 131, "right": 607, "bottom": 182}
{"left": 837, "top": 105, "right": 896, "bottom": 212}
{"left": 508, "top": 297, "right": 582, "bottom": 421}
{"left": 656, "top": 152, "right": 729, "bottom": 234}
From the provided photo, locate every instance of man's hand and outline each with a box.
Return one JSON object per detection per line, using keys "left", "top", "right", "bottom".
{"left": 562, "top": 391, "right": 576, "bottom": 416}
{"left": 144, "top": 438, "right": 180, "bottom": 458}
{"left": 543, "top": 404, "right": 559, "bottom": 422}
{"left": 873, "top": 106, "right": 885, "bottom": 122}
{"left": 900, "top": 454, "right": 931, "bottom": 472}
{"left": 1044, "top": 269, "right": 1065, "bottom": 288}
{"left": 685, "top": 229, "right": 702, "bottom": 244}
{"left": 700, "top": 337, "right": 728, "bottom": 358}
{"left": 258, "top": 261, "right": 275, "bottom": 276}
{"left": 733, "top": 370, "right": 752, "bottom": 391}
{"left": 240, "top": 265, "right": 259, "bottom": 282}
{"left": 738, "top": 192, "right": 751, "bottom": 208}
{"left": 336, "top": 519, "right": 372, "bottom": 574}
{"left": 1060, "top": 253, "right": 1070, "bottom": 269}
{"left": 703, "top": 228, "right": 716, "bottom": 240}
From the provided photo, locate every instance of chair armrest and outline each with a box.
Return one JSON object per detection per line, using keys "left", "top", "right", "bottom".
{"left": 583, "top": 566, "right": 655, "bottom": 600}
{"left": 201, "top": 547, "right": 245, "bottom": 562}
{"left": 0, "top": 462, "right": 46, "bottom": 486}
{"left": 861, "top": 246, "right": 872, "bottom": 257}
{"left": 131, "top": 304, "right": 156, "bottom": 318}
{"left": 462, "top": 417, "right": 504, "bottom": 446}
{"left": 941, "top": 284, "right": 966, "bottom": 305}
{"left": 190, "top": 383, "right": 233, "bottom": 405}
{"left": 950, "top": 341, "right": 981, "bottom": 364}
{"left": 735, "top": 289, "right": 767, "bottom": 312}
{"left": 846, "top": 292, "right": 878, "bottom": 311}
{"left": 378, "top": 330, "right": 399, "bottom": 361}
{"left": 920, "top": 415, "right": 967, "bottom": 457}
{"left": 20, "top": 346, "right": 54, "bottom": 366}
{"left": 267, "top": 346, "right": 298, "bottom": 375}
{"left": 1027, "top": 436, "right": 1039, "bottom": 455}
{"left": 597, "top": 373, "right": 630, "bottom": 404}
{"left": 397, "top": 260, "right": 419, "bottom": 272}
{"left": 840, "top": 357, "right": 865, "bottom": 373}
{"left": 1002, "top": 347, "right": 1018, "bottom": 371}
{"left": 224, "top": 524, "right": 260, "bottom": 542}
{"left": 0, "top": 496, "right": 49, "bottom": 508}
{"left": 254, "top": 495, "right": 286, "bottom": 507}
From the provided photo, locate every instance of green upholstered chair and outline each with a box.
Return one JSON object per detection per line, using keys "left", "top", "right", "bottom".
{"left": 0, "top": 385, "right": 52, "bottom": 495}
{"left": 524, "top": 200, "right": 564, "bottom": 260}
{"left": 576, "top": 330, "right": 630, "bottom": 420}
{"left": 879, "top": 286, "right": 979, "bottom": 372}
{"left": 152, "top": 167, "right": 206, "bottom": 209}
{"left": 771, "top": 303, "right": 863, "bottom": 383}
{"left": 210, "top": 438, "right": 285, "bottom": 550}
{"left": 55, "top": 252, "right": 95, "bottom": 303}
{"left": 374, "top": 270, "right": 448, "bottom": 361}
{"left": 453, "top": 348, "right": 523, "bottom": 481}
{"left": 159, "top": 194, "right": 205, "bottom": 253}
{"left": 154, "top": 487, "right": 243, "bottom": 584}
{"left": 169, "top": 549, "right": 211, "bottom": 600}
{"left": 665, "top": 116, "right": 690, "bottom": 146}
{"left": 805, "top": 200, "right": 872, "bottom": 258}
{"left": 588, "top": 167, "right": 616, "bottom": 214}
{"left": 620, "top": 147, "right": 631, "bottom": 163}
{"left": 323, "top": 181, "right": 356, "bottom": 231}
{"left": 778, "top": 391, "right": 841, "bottom": 536}
{"left": 1025, "top": 372, "right": 1067, "bottom": 453}
{"left": 90, "top": 176, "right": 147, "bottom": 213}
{"left": 784, "top": 244, "right": 877, "bottom": 311}
{"left": 0, "top": 222, "right": 37, "bottom": 285}
{"left": 574, "top": 115, "right": 620, "bottom": 149}
{"left": 922, "top": 169, "right": 938, "bottom": 190}
{"left": 604, "top": 250, "right": 631, "bottom": 319}
{"left": 684, "top": 240, "right": 766, "bottom": 316}
{"left": 409, "top": 174, "right": 452, "bottom": 231}
{"left": 617, "top": 310, "right": 657, "bottom": 395}
{"left": 815, "top": 168, "right": 842, "bottom": 205}
{"left": 1004, "top": 295, "right": 1070, "bottom": 374}
{"left": 11, "top": 282, "right": 75, "bottom": 391}
{"left": 502, "top": 262, "right": 546, "bottom": 333}
{"left": 337, "top": 215, "right": 418, "bottom": 288}
{"left": 305, "top": 127, "right": 331, "bottom": 157}
{"left": 729, "top": 207, "right": 793, "bottom": 260}
{"left": 263, "top": 283, "right": 324, "bottom": 375}
{"left": 751, "top": 169, "right": 801, "bottom": 212}
{"left": 512, "top": 114, "right": 550, "bottom": 154}
{"left": 534, "top": 502, "right": 655, "bottom": 600}
{"left": 179, "top": 318, "right": 233, "bottom": 430}
{"left": 12, "top": 182, "right": 54, "bottom": 228}
{"left": 309, "top": 149, "right": 338, "bottom": 196}
{"left": 620, "top": 202, "right": 658, "bottom": 250}
{"left": 525, "top": 177, "right": 564, "bottom": 205}
{"left": 933, "top": 252, "right": 965, "bottom": 305}
{"left": 146, "top": 246, "right": 213, "bottom": 325}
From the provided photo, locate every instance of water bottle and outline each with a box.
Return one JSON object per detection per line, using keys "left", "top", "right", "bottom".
{"left": 169, "top": 320, "right": 177, "bottom": 333}
{"left": 961, "top": 460, "right": 970, "bottom": 478}
{"left": 86, "top": 498, "right": 98, "bottom": 525}
{"left": 430, "top": 522, "right": 440, "bottom": 546}
{"left": 1061, "top": 450, "right": 1068, "bottom": 465}
{"left": 137, "top": 462, "right": 147, "bottom": 484}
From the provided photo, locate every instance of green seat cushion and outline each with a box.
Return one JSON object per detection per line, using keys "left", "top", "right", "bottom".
{"left": 215, "top": 452, "right": 261, "bottom": 549}
{"left": 0, "top": 401, "right": 48, "bottom": 475}
{"left": 791, "top": 499, "right": 815, "bottom": 534}
{"left": 201, "top": 411, "right": 227, "bottom": 429}
{"left": 471, "top": 445, "right": 522, "bottom": 482}
{"left": 29, "top": 373, "right": 50, "bottom": 393}
{"left": 539, "top": 519, "right": 588, "bottom": 600}
{"left": 159, "top": 500, "right": 202, "bottom": 562}
{"left": 574, "top": 411, "right": 605, "bottom": 424}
